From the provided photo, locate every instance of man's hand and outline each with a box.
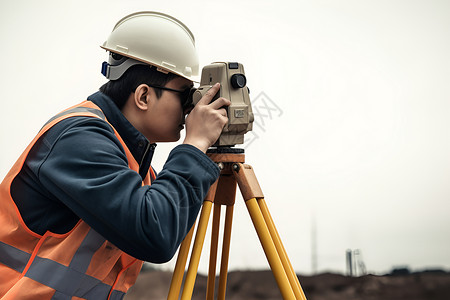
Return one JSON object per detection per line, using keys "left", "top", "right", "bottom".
{"left": 183, "top": 83, "right": 231, "bottom": 152}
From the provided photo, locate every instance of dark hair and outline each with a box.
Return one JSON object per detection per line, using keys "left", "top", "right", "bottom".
{"left": 99, "top": 64, "right": 178, "bottom": 109}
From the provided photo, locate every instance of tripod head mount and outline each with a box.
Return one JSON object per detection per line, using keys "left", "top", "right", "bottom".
{"left": 206, "top": 147, "right": 244, "bottom": 154}
{"left": 206, "top": 147, "right": 245, "bottom": 170}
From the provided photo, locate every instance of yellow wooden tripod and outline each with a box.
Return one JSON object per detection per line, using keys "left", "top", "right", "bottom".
{"left": 167, "top": 149, "right": 307, "bottom": 300}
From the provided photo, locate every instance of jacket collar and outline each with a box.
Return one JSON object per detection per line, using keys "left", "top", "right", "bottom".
{"left": 87, "top": 91, "right": 155, "bottom": 180}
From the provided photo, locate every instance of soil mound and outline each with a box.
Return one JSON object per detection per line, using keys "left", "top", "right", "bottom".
{"left": 125, "top": 269, "right": 450, "bottom": 299}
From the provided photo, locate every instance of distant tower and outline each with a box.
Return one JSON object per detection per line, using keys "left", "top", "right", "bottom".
{"left": 353, "top": 249, "right": 367, "bottom": 276}
{"left": 311, "top": 214, "right": 318, "bottom": 274}
{"left": 346, "top": 249, "right": 366, "bottom": 276}
{"left": 346, "top": 249, "right": 353, "bottom": 276}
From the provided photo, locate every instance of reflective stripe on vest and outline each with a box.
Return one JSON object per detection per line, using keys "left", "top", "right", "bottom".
{"left": 0, "top": 101, "right": 152, "bottom": 299}
{"left": 0, "top": 230, "right": 125, "bottom": 300}
{"left": 41, "top": 106, "right": 106, "bottom": 129}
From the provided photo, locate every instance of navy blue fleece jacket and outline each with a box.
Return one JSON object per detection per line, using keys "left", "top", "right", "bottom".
{"left": 11, "top": 92, "right": 220, "bottom": 263}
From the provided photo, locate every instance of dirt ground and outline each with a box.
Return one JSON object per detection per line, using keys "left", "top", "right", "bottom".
{"left": 125, "top": 269, "right": 450, "bottom": 300}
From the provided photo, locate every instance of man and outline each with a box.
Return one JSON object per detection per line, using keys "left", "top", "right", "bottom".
{"left": 0, "top": 12, "right": 229, "bottom": 299}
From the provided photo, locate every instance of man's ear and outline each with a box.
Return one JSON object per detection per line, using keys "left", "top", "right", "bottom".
{"left": 134, "top": 84, "right": 151, "bottom": 111}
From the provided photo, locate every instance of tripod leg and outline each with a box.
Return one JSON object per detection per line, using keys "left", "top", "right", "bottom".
{"left": 181, "top": 200, "right": 213, "bottom": 300}
{"left": 246, "top": 197, "right": 296, "bottom": 300}
{"left": 167, "top": 224, "right": 195, "bottom": 300}
{"left": 168, "top": 179, "right": 218, "bottom": 300}
{"left": 207, "top": 204, "right": 221, "bottom": 300}
{"left": 217, "top": 204, "right": 234, "bottom": 300}
{"left": 258, "top": 198, "right": 307, "bottom": 300}
{"left": 233, "top": 163, "right": 305, "bottom": 299}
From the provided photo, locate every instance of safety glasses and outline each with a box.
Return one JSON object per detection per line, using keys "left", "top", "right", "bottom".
{"left": 147, "top": 84, "right": 197, "bottom": 111}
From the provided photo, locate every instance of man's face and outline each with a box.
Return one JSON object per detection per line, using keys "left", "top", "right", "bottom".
{"left": 142, "top": 76, "right": 193, "bottom": 143}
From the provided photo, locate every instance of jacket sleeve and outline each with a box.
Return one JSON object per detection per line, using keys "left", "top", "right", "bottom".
{"left": 35, "top": 118, "right": 220, "bottom": 263}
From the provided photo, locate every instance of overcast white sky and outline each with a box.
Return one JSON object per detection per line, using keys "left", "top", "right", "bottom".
{"left": 1, "top": 0, "right": 449, "bottom": 276}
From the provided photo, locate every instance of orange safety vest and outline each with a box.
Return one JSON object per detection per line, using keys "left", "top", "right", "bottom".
{"left": 0, "top": 101, "right": 155, "bottom": 299}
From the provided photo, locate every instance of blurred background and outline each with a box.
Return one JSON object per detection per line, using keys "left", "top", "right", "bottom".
{"left": 1, "top": 0, "right": 449, "bottom": 277}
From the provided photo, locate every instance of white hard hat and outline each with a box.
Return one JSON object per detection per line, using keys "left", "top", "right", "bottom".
{"left": 101, "top": 11, "right": 199, "bottom": 82}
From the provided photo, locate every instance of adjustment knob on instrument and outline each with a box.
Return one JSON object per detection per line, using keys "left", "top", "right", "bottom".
{"left": 230, "top": 74, "right": 247, "bottom": 88}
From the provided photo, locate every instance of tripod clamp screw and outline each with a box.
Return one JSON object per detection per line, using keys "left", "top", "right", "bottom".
{"left": 216, "top": 162, "right": 240, "bottom": 172}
